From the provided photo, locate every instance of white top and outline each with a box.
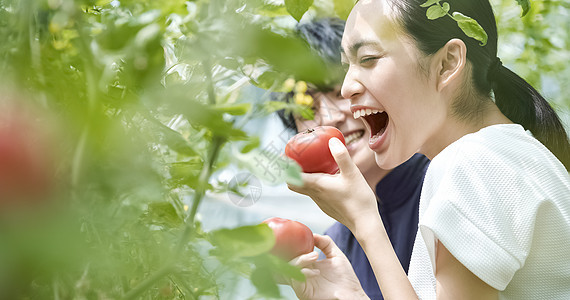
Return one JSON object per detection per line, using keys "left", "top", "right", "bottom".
{"left": 408, "top": 124, "right": 570, "bottom": 299}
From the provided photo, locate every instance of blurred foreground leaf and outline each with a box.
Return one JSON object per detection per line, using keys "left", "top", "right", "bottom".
{"left": 233, "top": 147, "right": 303, "bottom": 186}
{"left": 285, "top": 0, "right": 314, "bottom": 22}
{"left": 210, "top": 224, "right": 275, "bottom": 258}
{"left": 515, "top": 0, "right": 531, "bottom": 16}
{"left": 333, "top": 0, "right": 355, "bottom": 20}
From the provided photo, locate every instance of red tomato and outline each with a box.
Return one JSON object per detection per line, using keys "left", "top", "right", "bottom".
{"left": 262, "top": 217, "right": 314, "bottom": 261}
{"left": 0, "top": 99, "right": 55, "bottom": 207}
{"left": 285, "top": 126, "right": 345, "bottom": 174}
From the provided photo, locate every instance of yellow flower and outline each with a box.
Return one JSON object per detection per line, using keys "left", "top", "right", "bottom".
{"left": 283, "top": 78, "right": 295, "bottom": 92}
{"left": 49, "top": 22, "right": 62, "bottom": 34}
{"left": 302, "top": 94, "right": 314, "bottom": 106}
{"left": 294, "top": 92, "right": 305, "bottom": 105}
{"left": 294, "top": 81, "right": 307, "bottom": 94}
{"left": 294, "top": 93, "right": 313, "bottom": 106}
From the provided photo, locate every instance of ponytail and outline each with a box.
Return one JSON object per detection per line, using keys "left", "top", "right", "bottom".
{"left": 491, "top": 61, "right": 570, "bottom": 171}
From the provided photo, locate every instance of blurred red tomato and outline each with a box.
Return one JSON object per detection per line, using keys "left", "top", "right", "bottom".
{"left": 262, "top": 217, "right": 314, "bottom": 261}
{"left": 0, "top": 96, "right": 55, "bottom": 207}
{"left": 285, "top": 126, "right": 345, "bottom": 174}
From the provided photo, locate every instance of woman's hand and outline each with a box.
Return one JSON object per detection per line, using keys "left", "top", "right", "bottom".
{"left": 288, "top": 234, "right": 369, "bottom": 300}
{"left": 288, "top": 137, "right": 379, "bottom": 232}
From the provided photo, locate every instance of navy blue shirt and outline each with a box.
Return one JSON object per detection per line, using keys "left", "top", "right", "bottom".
{"left": 324, "top": 154, "right": 430, "bottom": 300}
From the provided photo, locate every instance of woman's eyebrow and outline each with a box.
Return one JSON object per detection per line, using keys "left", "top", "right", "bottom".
{"left": 341, "top": 40, "right": 382, "bottom": 57}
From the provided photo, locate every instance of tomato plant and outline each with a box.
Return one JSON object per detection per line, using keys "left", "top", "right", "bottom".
{"left": 285, "top": 126, "right": 346, "bottom": 174}
{"left": 0, "top": 0, "right": 351, "bottom": 298}
{"left": 263, "top": 217, "right": 315, "bottom": 261}
{"left": 0, "top": 0, "right": 566, "bottom": 298}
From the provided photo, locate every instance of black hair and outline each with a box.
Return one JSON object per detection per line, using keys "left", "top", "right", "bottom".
{"left": 276, "top": 18, "right": 346, "bottom": 134}
{"left": 387, "top": 0, "right": 570, "bottom": 170}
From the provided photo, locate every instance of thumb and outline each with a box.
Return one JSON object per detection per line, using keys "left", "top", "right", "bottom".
{"left": 329, "top": 137, "right": 357, "bottom": 175}
{"left": 313, "top": 234, "right": 343, "bottom": 258}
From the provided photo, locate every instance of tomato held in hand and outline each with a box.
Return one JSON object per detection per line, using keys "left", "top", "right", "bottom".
{"left": 262, "top": 217, "right": 314, "bottom": 261}
{"left": 285, "top": 126, "right": 345, "bottom": 174}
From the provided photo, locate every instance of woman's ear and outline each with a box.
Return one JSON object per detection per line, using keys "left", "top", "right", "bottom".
{"left": 434, "top": 38, "right": 467, "bottom": 92}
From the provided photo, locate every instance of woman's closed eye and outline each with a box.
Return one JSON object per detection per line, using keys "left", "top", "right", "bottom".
{"left": 359, "top": 56, "right": 381, "bottom": 66}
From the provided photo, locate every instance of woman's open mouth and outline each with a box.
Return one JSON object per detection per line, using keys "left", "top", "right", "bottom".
{"left": 353, "top": 108, "right": 389, "bottom": 148}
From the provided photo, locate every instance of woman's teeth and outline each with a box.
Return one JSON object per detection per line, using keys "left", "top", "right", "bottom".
{"left": 353, "top": 108, "right": 383, "bottom": 119}
{"left": 345, "top": 131, "right": 364, "bottom": 146}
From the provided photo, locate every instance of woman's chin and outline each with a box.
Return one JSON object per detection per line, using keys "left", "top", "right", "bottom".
{"left": 374, "top": 152, "right": 399, "bottom": 170}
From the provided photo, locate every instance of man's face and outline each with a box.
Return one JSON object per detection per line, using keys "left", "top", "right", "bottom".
{"left": 294, "top": 85, "right": 385, "bottom": 182}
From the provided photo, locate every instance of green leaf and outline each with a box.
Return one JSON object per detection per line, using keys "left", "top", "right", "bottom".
{"left": 263, "top": 101, "right": 289, "bottom": 114}
{"left": 273, "top": 156, "right": 303, "bottom": 186}
{"left": 264, "top": 255, "right": 305, "bottom": 282}
{"left": 452, "top": 12, "right": 489, "bottom": 46}
{"left": 515, "top": 0, "right": 531, "bottom": 17}
{"left": 213, "top": 103, "right": 252, "bottom": 115}
{"left": 420, "top": 0, "right": 440, "bottom": 8}
{"left": 168, "top": 160, "right": 202, "bottom": 189}
{"left": 241, "top": 136, "right": 260, "bottom": 154}
{"left": 253, "top": 70, "right": 289, "bottom": 91}
{"left": 164, "top": 94, "right": 247, "bottom": 140}
{"left": 210, "top": 224, "right": 275, "bottom": 258}
{"left": 140, "top": 111, "right": 199, "bottom": 156}
{"left": 426, "top": 4, "right": 448, "bottom": 20}
{"left": 256, "top": 4, "right": 290, "bottom": 17}
{"left": 285, "top": 0, "right": 314, "bottom": 22}
{"left": 238, "top": 25, "right": 329, "bottom": 85}
{"left": 333, "top": 0, "right": 355, "bottom": 20}
{"left": 251, "top": 265, "right": 281, "bottom": 298}
{"left": 297, "top": 105, "right": 315, "bottom": 120}
{"left": 441, "top": 2, "right": 450, "bottom": 14}
{"left": 248, "top": 255, "right": 304, "bottom": 297}
{"left": 143, "top": 202, "right": 183, "bottom": 228}
{"left": 233, "top": 147, "right": 303, "bottom": 186}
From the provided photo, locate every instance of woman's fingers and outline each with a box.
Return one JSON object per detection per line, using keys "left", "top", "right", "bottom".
{"left": 301, "top": 267, "right": 321, "bottom": 278}
{"left": 287, "top": 172, "right": 327, "bottom": 194}
{"left": 290, "top": 251, "right": 319, "bottom": 268}
{"left": 274, "top": 252, "right": 318, "bottom": 285}
{"left": 328, "top": 137, "right": 358, "bottom": 176}
{"left": 313, "top": 234, "right": 342, "bottom": 258}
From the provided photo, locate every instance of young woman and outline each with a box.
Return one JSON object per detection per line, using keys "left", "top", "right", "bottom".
{"left": 279, "top": 18, "right": 430, "bottom": 299}
{"left": 287, "top": 0, "right": 570, "bottom": 299}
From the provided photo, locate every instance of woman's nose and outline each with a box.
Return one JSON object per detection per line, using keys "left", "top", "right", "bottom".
{"left": 341, "top": 67, "right": 364, "bottom": 100}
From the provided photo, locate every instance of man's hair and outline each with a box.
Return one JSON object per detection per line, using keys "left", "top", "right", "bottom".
{"left": 296, "top": 18, "right": 345, "bottom": 65}
{"left": 276, "top": 18, "right": 346, "bottom": 133}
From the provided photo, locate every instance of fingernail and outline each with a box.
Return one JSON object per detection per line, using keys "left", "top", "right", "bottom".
{"left": 329, "top": 137, "right": 344, "bottom": 154}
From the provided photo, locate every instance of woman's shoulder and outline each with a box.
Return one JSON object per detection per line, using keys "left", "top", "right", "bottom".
{"left": 426, "top": 124, "right": 569, "bottom": 201}
{"left": 433, "top": 124, "right": 566, "bottom": 176}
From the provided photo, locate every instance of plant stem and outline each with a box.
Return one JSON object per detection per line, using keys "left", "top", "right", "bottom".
{"left": 187, "top": 136, "right": 223, "bottom": 225}
{"left": 124, "top": 58, "right": 225, "bottom": 297}
{"left": 203, "top": 57, "right": 216, "bottom": 106}
{"left": 123, "top": 264, "right": 175, "bottom": 300}
{"left": 184, "top": 57, "right": 222, "bottom": 227}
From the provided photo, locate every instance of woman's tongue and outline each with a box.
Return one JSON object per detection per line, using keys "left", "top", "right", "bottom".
{"left": 365, "top": 112, "right": 388, "bottom": 144}
{"left": 369, "top": 126, "right": 386, "bottom": 143}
